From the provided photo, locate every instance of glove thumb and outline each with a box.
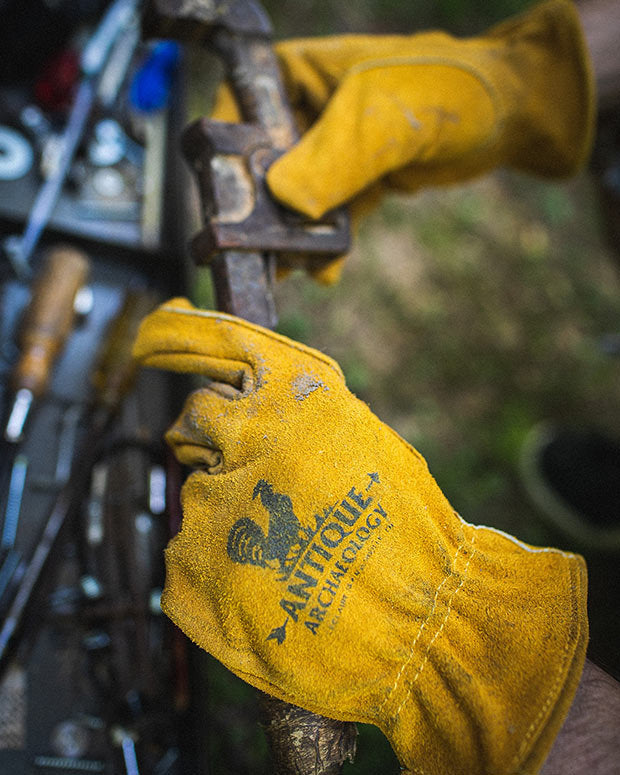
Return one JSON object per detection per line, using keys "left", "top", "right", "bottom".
{"left": 266, "top": 62, "right": 497, "bottom": 219}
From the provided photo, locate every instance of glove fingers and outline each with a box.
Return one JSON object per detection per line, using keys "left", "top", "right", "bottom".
{"left": 134, "top": 297, "right": 268, "bottom": 393}
{"left": 165, "top": 384, "right": 245, "bottom": 472}
{"left": 133, "top": 308, "right": 253, "bottom": 395}
{"left": 267, "top": 65, "right": 498, "bottom": 219}
{"left": 274, "top": 34, "right": 435, "bottom": 110}
{"left": 134, "top": 298, "right": 348, "bottom": 474}
{"left": 133, "top": 297, "right": 345, "bottom": 390}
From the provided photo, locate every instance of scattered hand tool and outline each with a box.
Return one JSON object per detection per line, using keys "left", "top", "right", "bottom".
{"left": 75, "top": 433, "right": 171, "bottom": 773}
{"left": 30, "top": 403, "right": 84, "bottom": 490}
{"left": 32, "top": 755, "right": 106, "bottom": 772}
{"left": 0, "top": 244, "right": 90, "bottom": 607}
{"left": 112, "top": 727, "right": 140, "bottom": 775}
{"left": 1, "top": 455, "right": 28, "bottom": 553}
{"left": 0, "top": 287, "right": 157, "bottom": 671}
{"left": 143, "top": 1, "right": 355, "bottom": 772}
{"left": 0, "top": 455, "right": 28, "bottom": 613}
{"left": 97, "top": 5, "right": 141, "bottom": 111}
{"left": 3, "top": 244, "right": 90, "bottom": 445}
{"left": 2, "top": 0, "right": 139, "bottom": 279}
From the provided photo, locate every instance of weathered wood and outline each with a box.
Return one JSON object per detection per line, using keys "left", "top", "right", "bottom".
{"left": 258, "top": 692, "right": 358, "bottom": 775}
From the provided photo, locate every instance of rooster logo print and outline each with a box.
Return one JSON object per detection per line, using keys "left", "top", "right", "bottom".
{"left": 226, "top": 474, "right": 385, "bottom": 644}
{"left": 227, "top": 480, "right": 305, "bottom": 577}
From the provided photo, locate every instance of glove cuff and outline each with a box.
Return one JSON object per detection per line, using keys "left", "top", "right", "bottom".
{"left": 382, "top": 522, "right": 588, "bottom": 774}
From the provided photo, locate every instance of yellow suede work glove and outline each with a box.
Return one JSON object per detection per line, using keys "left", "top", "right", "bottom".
{"left": 134, "top": 297, "right": 588, "bottom": 775}
{"left": 212, "top": 0, "right": 594, "bottom": 283}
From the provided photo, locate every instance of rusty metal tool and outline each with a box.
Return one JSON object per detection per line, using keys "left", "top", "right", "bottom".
{"left": 0, "top": 287, "right": 157, "bottom": 670}
{"left": 143, "top": 1, "right": 356, "bottom": 772}
{"left": 2, "top": 0, "right": 139, "bottom": 279}
{"left": 144, "top": 0, "right": 350, "bottom": 327}
{"left": 3, "top": 245, "right": 90, "bottom": 444}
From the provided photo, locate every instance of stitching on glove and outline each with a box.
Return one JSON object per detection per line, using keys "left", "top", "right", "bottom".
{"left": 509, "top": 555, "right": 582, "bottom": 772}
{"left": 395, "top": 532, "right": 476, "bottom": 719}
{"left": 160, "top": 303, "right": 345, "bottom": 381}
{"left": 464, "top": 517, "right": 581, "bottom": 560}
{"left": 345, "top": 56, "right": 505, "bottom": 153}
{"left": 377, "top": 537, "right": 467, "bottom": 716}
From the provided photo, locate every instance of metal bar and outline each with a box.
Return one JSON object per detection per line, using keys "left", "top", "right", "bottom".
{"left": 199, "top": 12, "right": 357, "bottom": 775}
{"left": 1, "top": 454, "right": 28, "bottom": 549}
{"left": 5, "top": 81, "right": 96, "bottom": 277}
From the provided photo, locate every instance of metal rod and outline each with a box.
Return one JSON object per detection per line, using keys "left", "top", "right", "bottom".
{"left": 1, "top": 454, "right": 28, "bottom": 549}
{"left": 5, "top": 82, "right": 95, "bottom": 277}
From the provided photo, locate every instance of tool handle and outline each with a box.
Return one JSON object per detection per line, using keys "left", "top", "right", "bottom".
{"left": 91, "top": 288, "right": 157, "bottom": 413}
{"left": 81, "top": 0, "right": 139, "bottom": 78}
{"left": 144, "top": 3, "right": 354, "bottom": 771}
{"left": 12, "top": 245, "right": 90, "bottom": 398}
{"left": 212, "top": 30, "right": 298, "bottom": 151}
{"left": 0, "top": 290, "right": 156, "bottom": 671}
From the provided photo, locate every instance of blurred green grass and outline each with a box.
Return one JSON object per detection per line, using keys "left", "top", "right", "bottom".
{"left": 264, "top": 0, "right": 534, "bottom": 36}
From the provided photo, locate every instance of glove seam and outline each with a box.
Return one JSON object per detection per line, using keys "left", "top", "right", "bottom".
{"left": 377, "top": 408, "right": 584, "bottom": 772}
{"left": 377, "top": 531, "right": 473, "bottom": 718}
{"left": 346, "top": 55, "right": 505, "bottom": 153}
{"left": 394, "top": 531, "right": 476, "bottom": 720}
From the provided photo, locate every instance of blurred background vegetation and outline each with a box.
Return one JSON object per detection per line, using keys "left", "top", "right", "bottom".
{"left": 264, "top": 0, "right": 533, "bottom": 36}
{"left": 184, "top": 1, "right": 620, "bottom": 772}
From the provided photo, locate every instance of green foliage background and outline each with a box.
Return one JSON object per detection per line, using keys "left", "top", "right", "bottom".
{"left": 265, "top": 0, "right": 533, "bottom": 36}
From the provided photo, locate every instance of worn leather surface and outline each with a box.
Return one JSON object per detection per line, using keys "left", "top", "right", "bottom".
{"left": 134, "top": 297, "right": 588, "bottom": 774}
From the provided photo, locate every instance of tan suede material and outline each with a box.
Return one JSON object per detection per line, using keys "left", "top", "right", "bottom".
{"left": 211, "top": 0, "right": 594, "bottom": 283}
{"left": 133, "top": 298, "right": 588, "bottom": 774}
{"left": 267, "top": 0, "right": 595, "bottom": 218}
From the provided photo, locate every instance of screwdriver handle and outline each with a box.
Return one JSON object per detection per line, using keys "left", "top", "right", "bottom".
{"left": 12, "top": 245, "right": 90, "bottom": 398}
{"left": 91, "top": 288, "right": 157, "bottom": 413}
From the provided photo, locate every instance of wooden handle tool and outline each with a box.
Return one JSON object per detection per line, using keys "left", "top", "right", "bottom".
{"left": 5, "top": 245, "right": 90, "bottom": 442}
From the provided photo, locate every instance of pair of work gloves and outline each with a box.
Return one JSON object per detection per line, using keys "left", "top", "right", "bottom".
{"left": 134, "top": 2, "right": 592, "bottom": 773}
